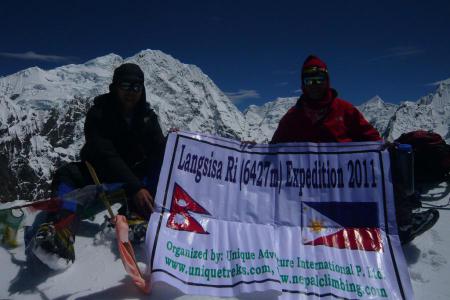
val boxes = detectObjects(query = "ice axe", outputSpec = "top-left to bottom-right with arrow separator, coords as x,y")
84,161 -> 150,293
85,161 -> 115,219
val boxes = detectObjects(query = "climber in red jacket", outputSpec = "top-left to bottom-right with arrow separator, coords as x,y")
271,55 -> 439,245
271,55 -> 381,143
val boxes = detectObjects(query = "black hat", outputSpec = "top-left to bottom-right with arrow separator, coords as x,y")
112,63 -> 144,84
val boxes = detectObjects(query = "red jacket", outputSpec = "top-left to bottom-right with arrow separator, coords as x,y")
271,90 -> 381,143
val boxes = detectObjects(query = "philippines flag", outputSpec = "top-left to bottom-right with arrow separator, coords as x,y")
301,201 -> 383,252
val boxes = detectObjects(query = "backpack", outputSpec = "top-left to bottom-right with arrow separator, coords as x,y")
395,130 -> 450,183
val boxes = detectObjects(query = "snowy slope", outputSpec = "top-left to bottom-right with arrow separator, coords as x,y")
243,97 -> 296,143
0,50 -> 246,201
0,204 -> 277,300
358,80 -> 450,142
383,79 -> 450,141
357,96 -> 398,138
2,57 -> 450,297
1,188 -> 449,299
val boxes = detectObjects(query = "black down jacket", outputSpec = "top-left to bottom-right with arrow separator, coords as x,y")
80,91 -> 165,196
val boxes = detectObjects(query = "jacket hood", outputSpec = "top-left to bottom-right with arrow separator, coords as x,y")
301,55 -> 330,93
302,55 -> 328,73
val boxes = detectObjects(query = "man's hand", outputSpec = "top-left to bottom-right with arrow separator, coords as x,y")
133,188 -> 154,218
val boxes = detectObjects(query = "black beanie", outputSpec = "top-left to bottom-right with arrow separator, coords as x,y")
112,63 -> 144,84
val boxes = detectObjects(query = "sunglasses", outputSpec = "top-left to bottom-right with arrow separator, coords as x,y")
117,82 -> 144,92
303,66 -> 328,74
303,76 -> 327,86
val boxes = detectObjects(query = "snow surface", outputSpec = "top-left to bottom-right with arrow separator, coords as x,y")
243,97 -> 297,143
1,188 -> 450,299
1,49 -> 450,298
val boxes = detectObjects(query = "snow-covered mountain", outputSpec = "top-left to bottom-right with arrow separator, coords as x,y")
383,79 -> 450,141
244,97 -> 297,143
1,52 -> 450,299
1,48 -> 449,202
357,95 -> 398,137
356,80 -> 450,142
0,50 -> 246,201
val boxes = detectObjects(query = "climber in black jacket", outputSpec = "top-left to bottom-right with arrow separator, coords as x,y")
28,63 -> 166,269
80,63 -> 165,217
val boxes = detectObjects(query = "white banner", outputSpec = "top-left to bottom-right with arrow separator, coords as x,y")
145,132 -> 413,299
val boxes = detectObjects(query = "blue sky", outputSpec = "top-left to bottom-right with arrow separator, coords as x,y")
1,0 -> 449,110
